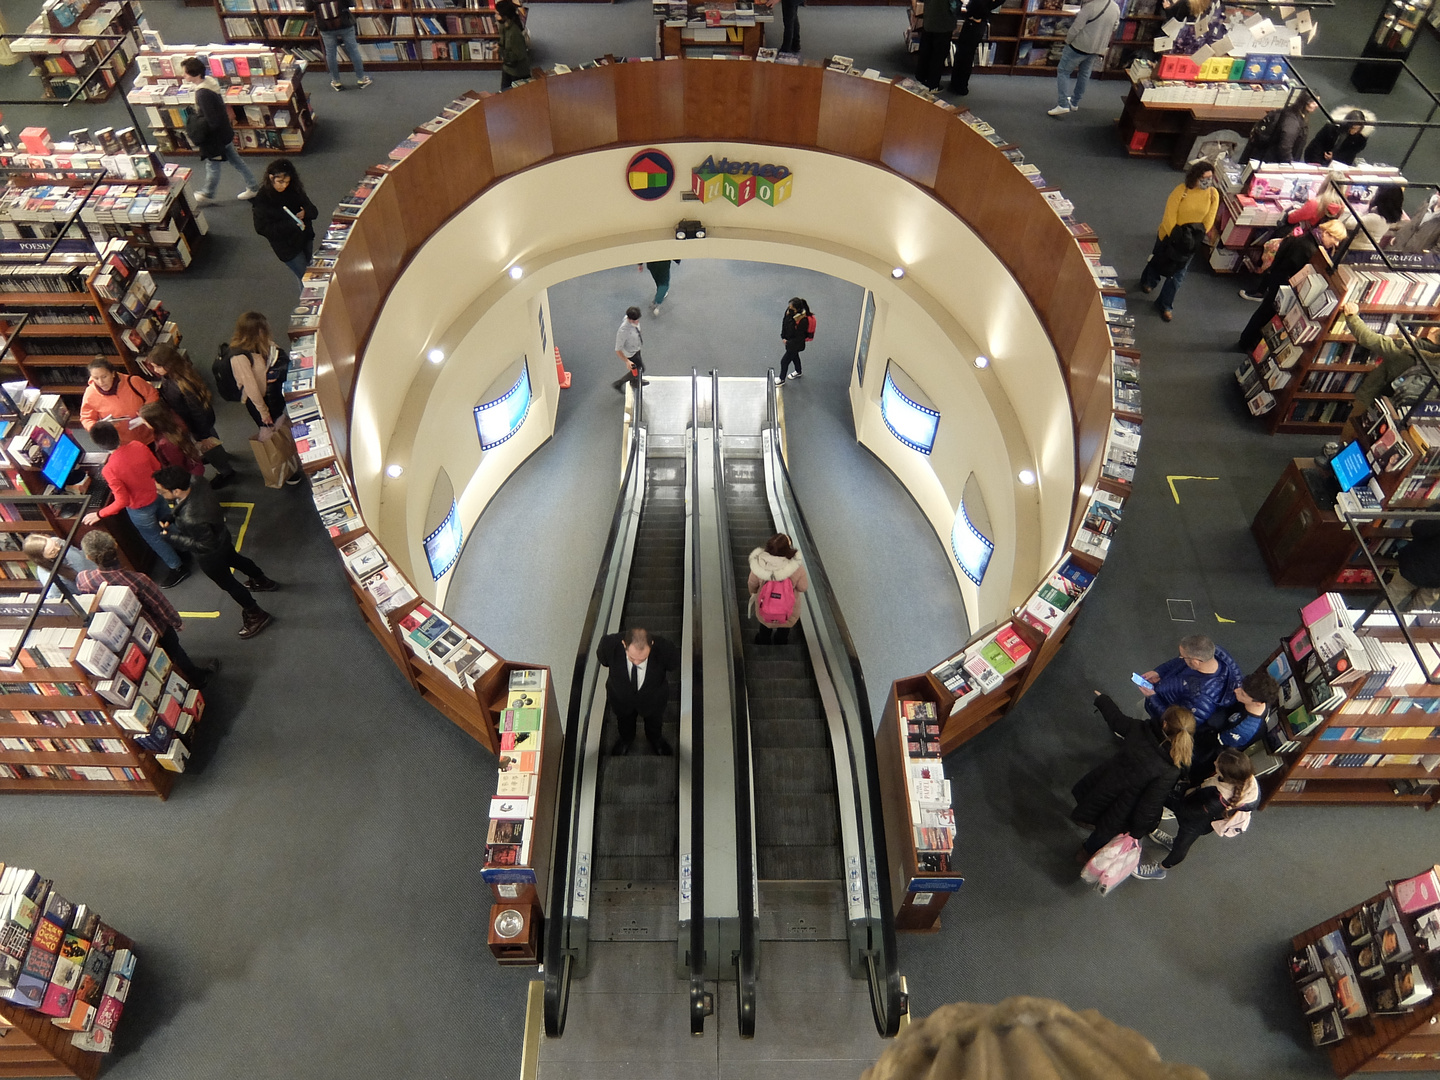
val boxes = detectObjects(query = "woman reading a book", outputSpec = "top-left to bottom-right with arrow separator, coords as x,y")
1138,159 -> 1219,322
250,159 -> 319,280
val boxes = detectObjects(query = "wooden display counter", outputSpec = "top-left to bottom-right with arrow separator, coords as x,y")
1117,82 -> 1268,170
1252,458 -> 1360,591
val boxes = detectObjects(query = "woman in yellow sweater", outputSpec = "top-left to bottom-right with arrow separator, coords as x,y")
1138,159 -> 1220,321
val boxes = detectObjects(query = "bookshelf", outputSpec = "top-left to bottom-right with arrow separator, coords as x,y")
1288,867 -> 1440,1075
1117,79 -> 1274,168
128,41 -> 316,156
0,239 -> 182,402
0,867 -> 139,1075
9,0 -> 142,103
656,1 -> 768,58
1257,594 -> 1440,809
214,0 -> 503,71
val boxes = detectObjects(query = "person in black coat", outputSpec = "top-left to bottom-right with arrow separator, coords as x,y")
1071,693 -> 1195,862
1306,110 -> 1369,166
778,297 -> 812,383
1244,92 -> 1317,165
144,343 -> 237,489
915,0 -> 957,91
251,159 -> 319,280
597,627 -> 679,756
951,0 -> 1004,95
1237,220 -> 1346,354
180,57 -> 260,207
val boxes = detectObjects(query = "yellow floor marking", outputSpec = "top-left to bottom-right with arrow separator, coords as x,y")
1215,613 -> 1237,623
179,611 -> 221,618
1166,475 -> 1220,504
220,501 -> 255,551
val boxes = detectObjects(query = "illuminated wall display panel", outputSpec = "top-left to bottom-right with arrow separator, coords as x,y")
880,361 -> 939,456
474,361 -> 532,451
424,500 -> 463,580
951,499 -> 995,586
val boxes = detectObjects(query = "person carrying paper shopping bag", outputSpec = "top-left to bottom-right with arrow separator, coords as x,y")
251,160 -> 318,279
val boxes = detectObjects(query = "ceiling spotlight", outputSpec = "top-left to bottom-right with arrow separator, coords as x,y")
1018,469 -> 1037,486
891,267 -> 905,279
974,355 -> 989,369
508,266 -> 524,280
386,464 -> 404,478
427,348 -> 445,364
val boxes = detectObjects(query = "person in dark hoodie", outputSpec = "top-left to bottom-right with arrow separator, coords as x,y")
496,0 -> 530,90
1306,108 -> 1371,166
180,57 -> 259,207
250,159 -> 319,279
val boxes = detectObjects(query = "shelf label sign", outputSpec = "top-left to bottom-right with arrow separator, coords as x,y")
626,148 -> 676,201
691,155 -> 793,207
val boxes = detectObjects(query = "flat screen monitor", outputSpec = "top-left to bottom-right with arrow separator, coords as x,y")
474,364 -> 532,451
880,365 -> 939,455
1331,440 -> 1372,493
423,501 -> 463,581
42,433 -> 80,490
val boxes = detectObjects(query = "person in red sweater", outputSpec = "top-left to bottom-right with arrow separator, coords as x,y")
80,421 -> 188,587
79,358 -> 157,445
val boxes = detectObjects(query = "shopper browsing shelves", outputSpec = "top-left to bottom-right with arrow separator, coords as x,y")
146,343 -> 238,489
951,0 -> 1005,96
179,57 -> 260,206
1072,692 -> 1195,862
778,297 -> 813,383
596,627 -> 678,756
23,534 -> 91,590
1136,749 -> 1258,880
1305,109 -> 1372,167
496,0 -> 530,91
77,530 -> 216,688
1138,160 -> 1218,322
1387,521 -> 1440,612
1350,183 -> 1406,252
153,467 -> 277,640
79,358 -> 157,443
1237,221 -> 1346,354
1241,91 -> 1318,165
303,0 -> 372,91
1191,669 -> 1278,779
1049,0 -> 1119,118
613,306 -> 646,393
914,0 -> 957,92
1137,634 -> 1243,726
140,402 -> 205,481
250,161 -> 319,280
228,311 -> 304,486
747,533 -> 809,645
1341,299 -> 1440,414
82,421 -> 188,587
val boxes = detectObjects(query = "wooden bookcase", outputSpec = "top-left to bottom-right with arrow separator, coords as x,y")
0,240 -> 183,403
1289,874 -> 1440,1075
659,23 -> 764,59
0,999 -> 107,1079
128,42 -> 316,156
9,0 -> 142,102
214,0 -> 502,71
1259,600 -> 1440,810
1252,458 -> 1362,592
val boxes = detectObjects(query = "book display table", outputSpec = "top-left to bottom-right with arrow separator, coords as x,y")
1117,81 -> 1269,170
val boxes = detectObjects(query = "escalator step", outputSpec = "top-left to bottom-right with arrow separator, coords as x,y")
755,794 -> 842,849
749,717 -> 829,748
594,855 -> 676,882
595,805 -> 677,856
744,659 -> 810,681
599,758 -> 677,803
758,845 -> 845,882
751,747 -> 836,793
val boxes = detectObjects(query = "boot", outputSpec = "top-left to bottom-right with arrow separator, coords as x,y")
773,627 -> 791,645
753,626 -> 773,645
238,608 -> 273,639
244,575 -> 280,592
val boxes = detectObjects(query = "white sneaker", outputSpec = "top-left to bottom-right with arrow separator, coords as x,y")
237,188 -> 258,201
786,371 -> 801,380
193,193 -> 218,207
1047,104 -> 1073,117
772,375 -> 783,385
1161,807 -> 1176,821
651,305 -> 661,316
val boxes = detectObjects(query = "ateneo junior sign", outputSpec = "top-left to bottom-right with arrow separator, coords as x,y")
690,155 -> 793,207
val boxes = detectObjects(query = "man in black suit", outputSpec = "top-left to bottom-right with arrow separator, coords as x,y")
597,627 -> 678,756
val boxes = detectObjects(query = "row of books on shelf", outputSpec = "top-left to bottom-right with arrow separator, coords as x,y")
1298,751 -> 1440,770
0,866 -> 134,1053
395,601 -> 498,694
931,622 -> 1036,708
224,22 -> 498,61
136,43 -> 288,80
1100,414 -> 1140,487
0,176 -> 191,227
1335,264 -> 1440,310
899,699 -> 955,872
1292,868 -> 1440,1047
484,668 -> 548,872
1137,79 -> 1291,107
355,14 -> 498,34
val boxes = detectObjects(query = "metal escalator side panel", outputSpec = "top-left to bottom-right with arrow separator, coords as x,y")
687,372 -> 707,1035
542,401 -> 650,1039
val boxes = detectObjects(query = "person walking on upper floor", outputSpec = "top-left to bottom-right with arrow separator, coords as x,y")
1135,748 -> 1259,880
614,306 -> 646,393
145,343 -> 238,489
1049,0 -> 1120,117
77,530 -> 216,689
642,260 -> 677,316
1138,159 -> 1219,322
1137,634 -> 1244,727
80,358 -> 158,444
951,0 -> 1005,96
747,533 -> 809,646
915,0 -> 958,92
596,627 -> 679,756
496,0 -> 530,90
153,466 -> 278,640
180,57 -> 259,208
1072,692 -> 1195,862
1241,91 -> 1317,165
303,0 -> 371,91
81,421 -> 188,587
778,297 -> 813,383
251,160 -> 319,280
1237,220 -> 1346,354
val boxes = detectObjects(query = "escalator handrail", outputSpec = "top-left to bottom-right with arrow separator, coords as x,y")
764,371 -> 903,1037
711,370 -> 758,1039
543,379 -> 647,1038
688,370 -> 708,1035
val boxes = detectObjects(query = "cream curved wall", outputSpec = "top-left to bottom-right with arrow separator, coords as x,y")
352,143 -> 1077,627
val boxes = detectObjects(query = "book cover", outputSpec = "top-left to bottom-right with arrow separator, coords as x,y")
1395,865 -> 1440,913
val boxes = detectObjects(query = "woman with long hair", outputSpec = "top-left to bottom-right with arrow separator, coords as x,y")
1135,749 -> 1259,880
1138,158 -> 1219,322
139,402 -> 204,479
1072,693 -> 1195,865
229,311 -> 302,485
746,532 -> 809,645
778,297 -> 813,383
250,159 -> 319,279
145,343 -> 237,488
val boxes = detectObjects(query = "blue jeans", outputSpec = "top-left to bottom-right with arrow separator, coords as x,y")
199,144 -> 258,200
1056,44 -> 1099,109
128,499 -> 181,571
1139,235 -> 1190,312
321,26 -> 366,84
283,241 -> 313,280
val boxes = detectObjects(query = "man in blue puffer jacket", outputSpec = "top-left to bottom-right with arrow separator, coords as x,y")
1139,634 -> 1243,726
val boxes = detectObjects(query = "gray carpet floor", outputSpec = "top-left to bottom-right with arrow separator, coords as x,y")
0,0 -> 1436,1077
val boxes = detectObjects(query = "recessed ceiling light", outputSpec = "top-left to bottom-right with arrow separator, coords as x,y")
508,266 -> 524,280
1018,469 -> 1037,486
427,348 -> 445,364
386,464 -> 404,478
974,355 -> 989,369
891,267 -> 905,279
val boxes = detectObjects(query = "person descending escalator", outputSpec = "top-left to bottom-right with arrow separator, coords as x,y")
747,533 -> 809,645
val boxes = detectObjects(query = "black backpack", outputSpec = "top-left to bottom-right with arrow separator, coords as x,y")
1243,108 -> 1283,161
212,343 -> 242,402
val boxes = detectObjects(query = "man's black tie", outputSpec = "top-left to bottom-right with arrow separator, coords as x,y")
631,662 -> 639,694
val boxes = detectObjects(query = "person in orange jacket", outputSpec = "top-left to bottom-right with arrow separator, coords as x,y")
79,358 -> 157,444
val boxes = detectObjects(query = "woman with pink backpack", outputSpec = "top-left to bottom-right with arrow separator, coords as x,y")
747,533 -> 809,645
